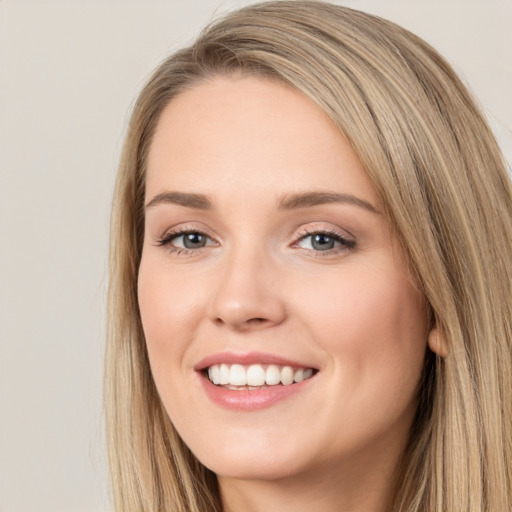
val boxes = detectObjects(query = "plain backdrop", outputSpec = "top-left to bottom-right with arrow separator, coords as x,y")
0,1 -> 510,511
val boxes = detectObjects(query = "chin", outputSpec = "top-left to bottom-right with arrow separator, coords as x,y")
187,430 -> 311,482
204,454 -> 306,482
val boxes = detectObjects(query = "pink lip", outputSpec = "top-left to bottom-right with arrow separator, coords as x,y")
194,351 -> 317,411
194,351 -> 316,371
198,373 -> 315,411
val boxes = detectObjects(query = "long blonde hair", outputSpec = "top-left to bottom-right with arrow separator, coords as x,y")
105,2 -> 512,510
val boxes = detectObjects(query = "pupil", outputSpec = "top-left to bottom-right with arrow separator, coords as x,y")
312,234 -> 334,251
184,233 -> 206,248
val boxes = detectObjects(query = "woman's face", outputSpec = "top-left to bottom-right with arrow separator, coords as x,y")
138,76 -> 429,483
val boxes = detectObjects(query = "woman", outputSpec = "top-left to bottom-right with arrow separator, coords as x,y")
105,2 -> 512,511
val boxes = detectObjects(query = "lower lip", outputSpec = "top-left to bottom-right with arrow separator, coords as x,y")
198,373 -> 315,411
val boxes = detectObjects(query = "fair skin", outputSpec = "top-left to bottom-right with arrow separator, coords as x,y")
138,76 -> 431,512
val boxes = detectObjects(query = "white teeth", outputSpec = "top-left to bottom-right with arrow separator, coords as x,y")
247,364 -> 266,386
208,365 -> 220,385
229,364 -> 247,386
280,366 -> 294,385
206,363 -> 315,388
265,364 -> 281,385
219,363 -> 230,385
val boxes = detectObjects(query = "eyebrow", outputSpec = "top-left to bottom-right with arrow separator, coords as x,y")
278,191 -> 379,214
145,191 -> 213,210
145,190 -> 379,214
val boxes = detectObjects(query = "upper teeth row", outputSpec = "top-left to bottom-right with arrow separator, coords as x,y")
207,363 -> 314,387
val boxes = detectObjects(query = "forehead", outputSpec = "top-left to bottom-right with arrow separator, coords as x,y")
145,75 -> 378,207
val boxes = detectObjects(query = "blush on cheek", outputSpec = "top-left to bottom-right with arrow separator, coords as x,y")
305,267 -> 427,372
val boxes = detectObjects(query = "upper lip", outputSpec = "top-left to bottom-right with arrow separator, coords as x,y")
194,351 -> 318,372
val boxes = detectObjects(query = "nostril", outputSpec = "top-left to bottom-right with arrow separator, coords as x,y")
214,316 -> 269,329
248,318 -> 267,325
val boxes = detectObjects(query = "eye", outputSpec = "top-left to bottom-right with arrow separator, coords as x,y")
296,230 -> 355,253
176,232 -> 209,249
157,229 -> 216,252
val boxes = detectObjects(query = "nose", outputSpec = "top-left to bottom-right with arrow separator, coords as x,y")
207,247 -> 286,331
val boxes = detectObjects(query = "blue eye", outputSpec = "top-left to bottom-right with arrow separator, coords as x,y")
178,232 -> 208,249
300,234 -> 337,251
297,231 -> 355,252
157,230 -> 215,251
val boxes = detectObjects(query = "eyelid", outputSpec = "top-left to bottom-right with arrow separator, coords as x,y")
155,225 -> 218,250
294,223 -> 354,241
153,222 -> 355,256
155,220 -> 216,240
292,225 -> 356,253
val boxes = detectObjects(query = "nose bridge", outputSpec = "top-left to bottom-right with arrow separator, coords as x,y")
208,238 -> 285,329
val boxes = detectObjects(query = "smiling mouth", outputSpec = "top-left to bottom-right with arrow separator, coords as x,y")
205,363 -> 316,389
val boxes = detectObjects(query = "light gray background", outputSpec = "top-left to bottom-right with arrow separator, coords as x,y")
0,1 -> 510,511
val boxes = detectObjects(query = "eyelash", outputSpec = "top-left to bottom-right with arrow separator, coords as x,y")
155,227 -> 356,256
156,228 -> 214,256
294,228 -> 356,256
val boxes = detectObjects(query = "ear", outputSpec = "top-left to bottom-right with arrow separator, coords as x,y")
428,327 -> 448,357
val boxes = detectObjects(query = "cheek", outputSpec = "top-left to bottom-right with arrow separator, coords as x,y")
296,266 -> 428,449
137,256 -> 203,374
295,262 -> 428,386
